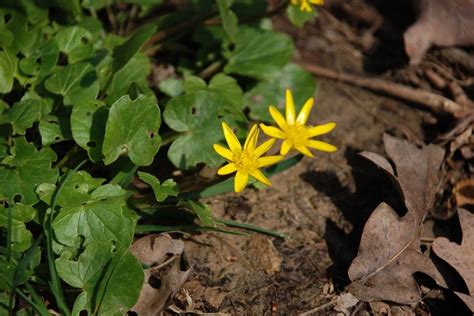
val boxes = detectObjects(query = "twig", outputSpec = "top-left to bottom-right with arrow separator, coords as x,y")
298,62 -> 466,114
439,48 -> 474,75
299,299 -> 337,316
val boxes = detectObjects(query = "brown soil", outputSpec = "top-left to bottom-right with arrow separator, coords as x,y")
168,3 -> 468,315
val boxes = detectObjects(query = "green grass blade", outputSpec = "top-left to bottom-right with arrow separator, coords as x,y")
218,218 -> 287,239
44,160 -> 87,316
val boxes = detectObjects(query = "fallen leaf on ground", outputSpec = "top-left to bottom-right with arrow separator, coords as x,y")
404,0 -> 474,64
334,292 -> 359,315
432,209 -> 474,312
130,234 -> 192,315
347,134 -> 445,303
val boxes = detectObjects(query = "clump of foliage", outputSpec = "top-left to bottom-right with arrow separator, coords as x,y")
0,0 -> 326,314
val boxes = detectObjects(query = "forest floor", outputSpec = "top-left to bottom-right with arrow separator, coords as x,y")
164,1 -> 473,315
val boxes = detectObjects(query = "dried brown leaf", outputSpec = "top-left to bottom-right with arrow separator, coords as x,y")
130,234 -> 192,315
404,0 -> 474,64
348,135 -> 446,303
433,208 -> 474,312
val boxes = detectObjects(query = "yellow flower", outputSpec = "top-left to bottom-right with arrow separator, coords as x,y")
213,123 -> 284,193
291,0 -> 324,12
260,89 -> 336,158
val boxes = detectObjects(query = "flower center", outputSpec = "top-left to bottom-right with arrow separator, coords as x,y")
284,124 -> 308,147
233,150 -> 257,173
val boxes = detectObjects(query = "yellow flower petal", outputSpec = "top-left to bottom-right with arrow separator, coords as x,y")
254,138 -> 275,158
310,0 -> 323,4
306,140 -> 337,152
222,122 -> 241,152
250,169 -> 271,186
296,97 -> 314,125
280,140 -> 292,155
244,124 -> 259,151
301,2 -> 312,12
285,89 -> 296,124
213,144 -> 233,161
260,124 -> 285,139
307,122 -> 336,137
217,163 -> 237,175
269,106 -> 287,129
234,171 -> 248,193
257,155 -> 284,168
295,145 -> 314,157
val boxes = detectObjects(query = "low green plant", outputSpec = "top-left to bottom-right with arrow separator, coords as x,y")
0,0 -> 330,314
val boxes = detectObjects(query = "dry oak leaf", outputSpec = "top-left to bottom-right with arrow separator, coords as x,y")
432,208 -> 474,312
347,134 -> 446,304
130,234 -> 192,315
404,0 -> 474,65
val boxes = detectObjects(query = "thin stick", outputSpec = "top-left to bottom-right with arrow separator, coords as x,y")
298,62 -> 466,114
299,299 -> 337,316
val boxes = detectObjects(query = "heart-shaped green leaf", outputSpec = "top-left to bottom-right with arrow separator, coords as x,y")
71,99 -> 108,162
0,137 -> 58,205
245,63 -> 316,121
224,27 -> 294,80
163,90 -> 245,169
103,94 -> 161,166
44,62 -> 100,106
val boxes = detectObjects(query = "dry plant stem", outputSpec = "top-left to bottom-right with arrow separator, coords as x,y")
299,62 -> 465,114
439,48 -> 474,75
298,299 -> 337,316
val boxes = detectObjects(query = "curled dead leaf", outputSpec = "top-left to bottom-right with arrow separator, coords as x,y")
130,234 -> 192,315
348,135 -> 446,303
433,209 -> 474,312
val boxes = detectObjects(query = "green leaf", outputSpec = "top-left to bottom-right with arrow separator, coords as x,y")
70,99 -> 108,162
158,78 -> 183,97
111,23 -> 156,77
36,170 -> 105,207
245,63 -> 316,121
224,27 -> 294,80
178,200 -> 217,227
286,4 -> 317,27
106,53 -> 153,104
216,0 -> 238,43
103,94 -> 161,166
44,63 -> 100,106
0,49 -> 16,93
0,99 -> 46,135
63,246 -> 143,316
184,73 -> 243,109
137,171 -> 178,202
52,184 -> 136,254
0,203 -> 35,252
163,91 -> 245,169
55,26 -> 93,63
0,137 -> 58,205
39,115 -> 73,146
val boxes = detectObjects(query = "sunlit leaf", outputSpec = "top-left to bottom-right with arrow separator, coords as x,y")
103,94 -> 161,166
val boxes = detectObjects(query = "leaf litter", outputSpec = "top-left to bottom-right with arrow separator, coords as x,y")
348,134 -> 446,303
130,234 -> 192,315
433,209 -> 474,312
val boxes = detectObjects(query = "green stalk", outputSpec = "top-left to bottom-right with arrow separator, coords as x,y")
135,224 -> 247,236
218,218 -> 286,239
6,200 -> 12,261
44,160 -> 87,316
